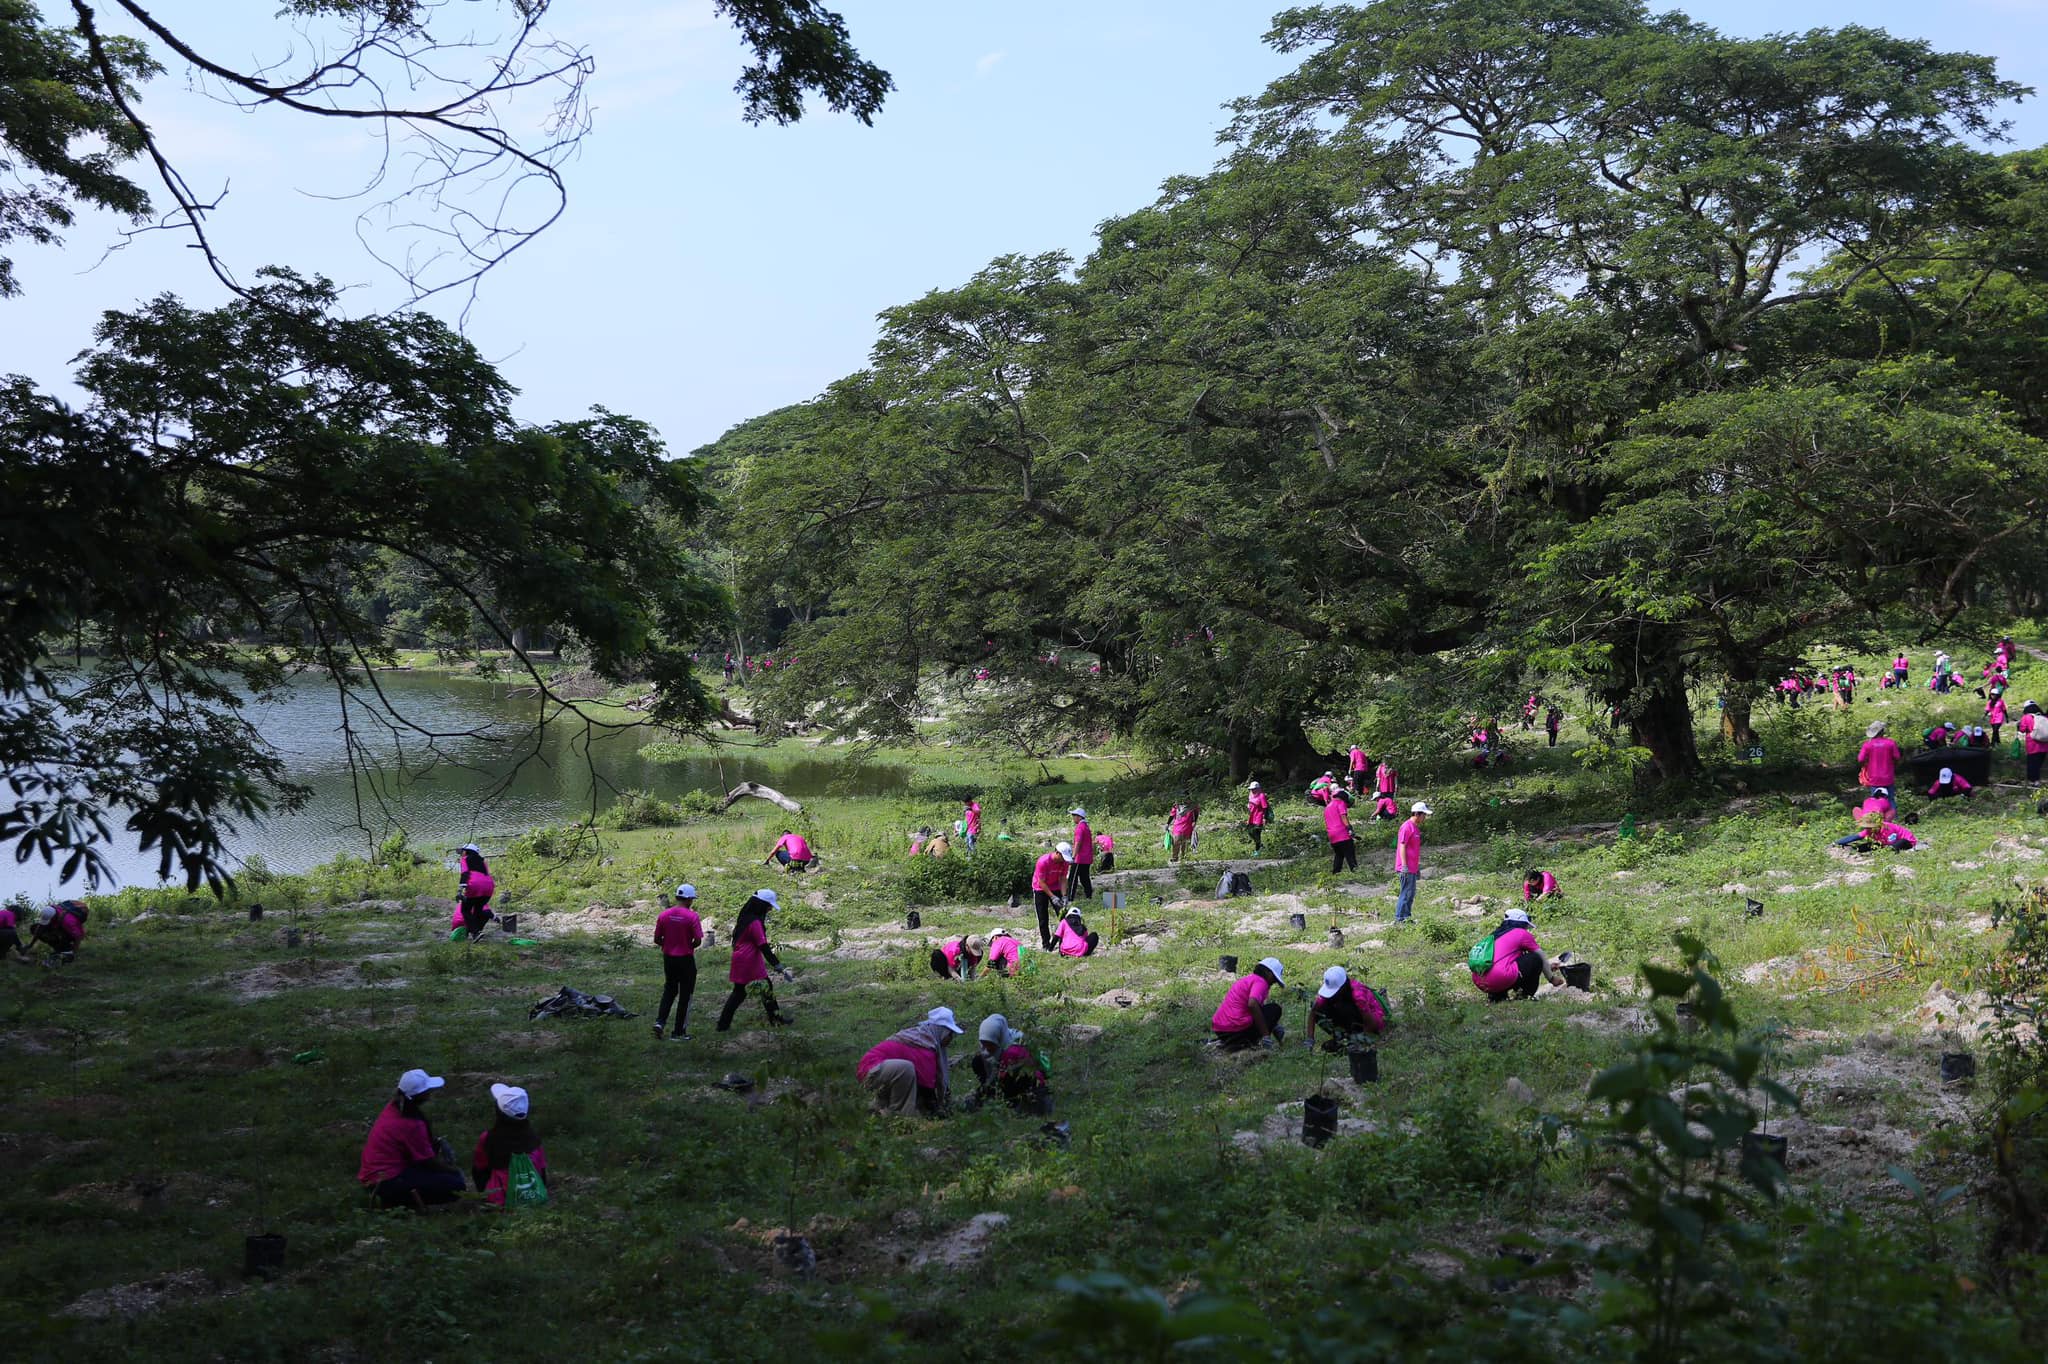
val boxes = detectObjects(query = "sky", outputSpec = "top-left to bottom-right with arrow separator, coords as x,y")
4,0 -> 2046,457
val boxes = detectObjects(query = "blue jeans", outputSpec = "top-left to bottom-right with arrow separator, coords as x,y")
1395,872 -> 1419,921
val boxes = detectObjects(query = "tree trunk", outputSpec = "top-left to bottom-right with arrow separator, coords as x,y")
1719,697 -> 1756,748
716,782 -> 802,814
1257,716 -> 1326,783
1631,678 -> 1702,782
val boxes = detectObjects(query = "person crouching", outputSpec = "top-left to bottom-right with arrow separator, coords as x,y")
856,1007 -> 964,1116
1305,965 -> 1388,1051
970,1013 -> 1050,1115
1212,957 -> 1286,1051
1470,908 -> 1564,1002
1053,905 -> 1099,957
930,934 -> 988,980
358,1069 -> 465,1209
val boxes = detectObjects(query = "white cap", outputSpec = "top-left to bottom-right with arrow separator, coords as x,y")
1318,965 -> 1349,999
459,843 -> 481,854
1248,781 -> 1260,790
1055,841 -> 1073,858
1939,767 -> 1954,783
1069,807 -> 1087,818
1411,801 -> 1433,815
489,1083 -> 529,1118
1867,720 -> 1886,736
397,1068 -> 445,1097
926,1006 -> 964,1035
1504,907 -> 1531,924
675,883 -> 696,901
1258,956 -> 1285,984
1065,903 -> 1084,919
36,904 -> 55,923
757,889 -> 779,909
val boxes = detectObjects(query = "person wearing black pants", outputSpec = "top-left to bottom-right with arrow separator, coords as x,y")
652,885 -> 704,1040
715,890 -> 793,1031
1325,790 -> 1357,874
1330,838 -> 1356,874
1489,951 -> 1545,1002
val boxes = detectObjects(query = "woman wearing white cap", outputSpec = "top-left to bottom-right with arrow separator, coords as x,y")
1053,903 -> 1100,957
1926,767 -> 1974,800
357,1069 -> 465,1208
652,884 -> 704,1040
1394,802 -> 1431,923
1468,908 -> 1564,1002
1032,843 -> 1073,950
471,1084 -> 549,1207
455,845 -> 497,938
1068,808 -> 1095,900
1211,958 -> 1286,1051
2022,702 -> 2048,785
969,1013 -> 1050,1114
714,889 -> 794,1032
1246,782 -> 1271,854
1306,965 -> 1388,1050
855,1007 -> 965,1115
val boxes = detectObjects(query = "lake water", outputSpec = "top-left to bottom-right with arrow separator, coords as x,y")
3,671 -> 907,901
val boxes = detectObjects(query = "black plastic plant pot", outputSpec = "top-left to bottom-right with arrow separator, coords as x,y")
1562,962 -> 1593,991
1745,899 -> 1766,919
1302,1094 -> 1340,1148
1941,1052 -> 1977,1083
244,1233 -> 286,1278
283,928 -> 301,948
1288,912 -> 1307,930
500,914 -> 518,934
1742,1132 -> 1788,1170
1348,1047 -> 1380,1084
906,911 -> 921,930
1218,955 -> 1239,974
1328,928 -> 1344,947
248,904 -> 263,922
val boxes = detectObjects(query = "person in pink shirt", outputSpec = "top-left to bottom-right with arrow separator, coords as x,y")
984,930 -> 1024,977
1068,808 -> 1095,899
1325,787 -> 1357,873
856,1007 -> 963,1115
1927,767 -> 1973,800
0,902 -> 23,960
766,829 -> 816,873
969,1013 -> 1050,1115
1856,720 -> 1902,798
359,1069 -> 464,1208
1375,760 -> 1398,798
962,798 -> 982,852
455,845 -> 497,938
1053,905 -> 1100,957
1394,802 -> 1431,923
714,890 -> 793,1032
1246,782 -> 1271,854
1986,693 -> 2008,745
1892,652 -> 1910,687
471,1083 -> 548,1207
1032,842 -> 1073,949
1307,773 -> 1336,806
1471,908 -> 1564,1002
1522,869 -> 1560,903
1211,957 -> 1285,1050
30,900 -> 88,961
2023,702 -> 2048,785
1094,830 -> 1115,871
1168,797 -> 1200,863
1372,793 -> 1399,821
1349,745 -> 1369,780
929,934 -> 988,980
1305,965 -> 1387,1050
651,883 -> 703,1041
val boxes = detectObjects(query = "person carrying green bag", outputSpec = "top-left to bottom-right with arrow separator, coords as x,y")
472,1084 -> 549,1208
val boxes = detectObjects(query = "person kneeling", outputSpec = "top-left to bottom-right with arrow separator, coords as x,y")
1469,908 -> 1563,1002
984,930 -> 1024,977
1927,767 -> 1973,800
359,1069 -> 466,1209
30,901 -> 88,962
929,934 -> 988,980
472,1084 -> 549,1208
856,1007 -> 964,1116
969,1013 -> 1050,1115
1306,965 -> 1388,1051
1053,906 -> 1099,957
1522,869 -> 1559,903
1212,958 -> 1286,1051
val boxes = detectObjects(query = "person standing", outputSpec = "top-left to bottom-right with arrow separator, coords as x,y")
1857,720 -> 1902,800
1246,781 -> 1271,854
1987,692 -> 2009,746
1325,786 -> 1357,874
962,798 -> 982,852
715,890 -> 794,1032
651,884 -> 703,1041
1394,802 -> 1431,923
1545,706 -> 1563,748
2023,703 -> 2048,785
456,845 -> 497,938
1068,808 -> 1095,900
1033,843 -> 1073,950
1349,744 -> 1369,784
1374,759 -> 1398,801
1168,797 -> 1199,864
1892,651 -> 1910,688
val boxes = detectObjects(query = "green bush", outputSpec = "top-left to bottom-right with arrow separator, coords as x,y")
509,824 -> 600,860
900,842 -> 1034,906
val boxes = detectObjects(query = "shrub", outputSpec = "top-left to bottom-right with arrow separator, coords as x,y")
901,843 -> 1034,906
510,824 -> 600,860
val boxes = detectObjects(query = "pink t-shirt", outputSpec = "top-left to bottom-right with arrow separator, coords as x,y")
1071,819 -> 1093,865
1211,973 -> 1271,1032
1375,764 -> 1397,796
1312,980 -> 1387,1034
1032,852 -> 1069,895
1094,833 -> 1114,858
1988,698 -> 2008,724
358,1103 -> 436,1185
1169,806 -> 1198,838
1395,818 -> 1423,873
460,871 -> 495,903
1054,918 -> 1091,956
1928,774 -> 1972,796
0,907 -> 16,932
1523,871 -> 1558,901
964,802 -> 982,836
940,937 -> 966,972
654,905 -> 702,956
729,917 -> 770,984
1349,746 -> 1367,773
1247,792 -> 1270,826
986,936 -> 1022,972
775,833 -> 813,861
1856,736 -> 1901,786
857,1037 -> 941,1090
1474,926 -> 1540,993
1324,798 -> 1352,844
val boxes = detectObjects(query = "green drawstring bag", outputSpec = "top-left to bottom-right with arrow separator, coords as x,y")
449,926 -> 468,942
1161,829 -> 1173,851
505,1152 -> 548,1209
2011,739 -> 2025,760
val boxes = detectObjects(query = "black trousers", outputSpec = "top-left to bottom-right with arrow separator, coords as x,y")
657,954 -> 697,1030
1070,863 -> 1093,899
372,1164 -> 464,1208
1035,891 -> 1057,948
1215,1001 -> 1283,1052
1487,953 -> 1545,1002
1248,822 -> 1263,851
459,897 -> 494,935
1330,838 -> 1356,873
0,929 -> 23,958
2030,750 -> 2046,783
715,979 -> 784,1029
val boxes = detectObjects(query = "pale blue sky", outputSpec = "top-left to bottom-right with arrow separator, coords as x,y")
4,1 -> 2044,455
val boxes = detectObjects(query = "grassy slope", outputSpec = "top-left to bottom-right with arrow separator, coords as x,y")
3,644 -> 2041,1359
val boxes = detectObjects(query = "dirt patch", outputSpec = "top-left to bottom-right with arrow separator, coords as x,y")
1087,988 -> 1147,1010
144,1046 -> 277,1079
1232,1099 -> 1381,1152
1989,837 -> 2044,863
1566,1007 -> 1652,1037
905,1212 -> 1010,1271
1903,984 -> 2005,1042
1063,1024 -> 1103,1045
213,957 -> 396,1001
55,1172 -> 251,1213
827,938 -> 922,961
61,1269 -> 222,1320
1740,952 -> 1826,987
1765,1116 -> 1922,1193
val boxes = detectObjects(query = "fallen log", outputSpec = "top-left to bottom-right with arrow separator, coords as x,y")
718,782 -> 803,814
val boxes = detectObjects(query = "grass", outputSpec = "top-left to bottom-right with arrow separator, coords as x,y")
5,638 -> 2046,1358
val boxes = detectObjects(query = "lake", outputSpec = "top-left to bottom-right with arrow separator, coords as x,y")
2,670 -> 908,901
